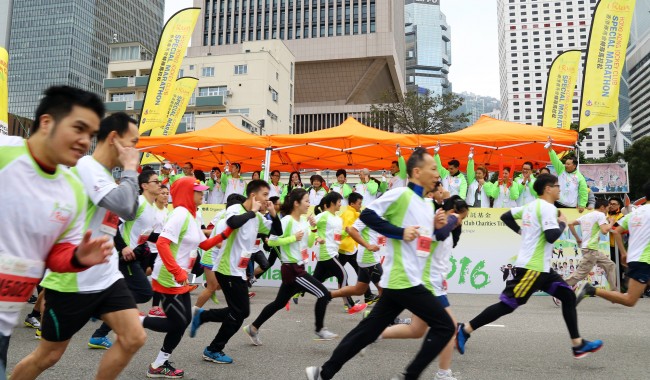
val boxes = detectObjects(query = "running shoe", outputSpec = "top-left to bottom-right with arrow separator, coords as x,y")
456,323 -> 470,355
189,308 -> 204,338
210,292 -> 220,304
243,324 -> 262,346
146,360 -> 184,378
390,374 -> 405,380
393,317 -> 412,325
248,277 -> 257,288
148,306 -> 167,318
362,309 -> 371,319
305,366 -> 323,380
27,295 -> 38,304
434,370 -> 457,380
314,328 -> 338,340
573,339 -> 603,359
88,336 -> 113,349
364,294 -> 380,305
248,292 -> 256,299
292,292 -> 301,304
24,315 -> 41,329
202,348 -> 233,364
575,283 -> 596,305
34,328 -> 41,340
347,303 -> 368,315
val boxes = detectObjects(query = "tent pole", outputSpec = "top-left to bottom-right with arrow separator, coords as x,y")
264,147 -> 272,182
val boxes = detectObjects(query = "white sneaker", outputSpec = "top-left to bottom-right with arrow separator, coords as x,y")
243,324 -> 262,346
393,317 -> 412,325
434,370 -> 457,380
314,328 -> 338,340
24,316 -> 41,329
305,366 -> 323,380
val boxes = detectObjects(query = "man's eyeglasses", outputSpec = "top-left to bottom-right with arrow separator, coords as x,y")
148,180 -> 161,185
183,167 -> 192,170
609,202 -> 619,206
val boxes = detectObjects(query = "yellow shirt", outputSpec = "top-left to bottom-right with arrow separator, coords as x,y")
339,207 -> 360,253
608,212 -> 624,247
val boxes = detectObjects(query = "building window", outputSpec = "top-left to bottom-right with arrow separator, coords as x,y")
234,64 -> 248,75
201,67 -> 214,77
229,108 -> 250,115
110,93 -> 135,102
198,86 -> 227,96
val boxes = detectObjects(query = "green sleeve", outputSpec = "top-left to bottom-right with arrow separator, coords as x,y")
529,177 -> 537,198
379,180 -> 388,193
368,181 -> 379,195
435,153 -> 450,179
257,214 -> 271,234
280,185 -> 288,203
509,182 -> 520,200
261,169 -> 266,181
397,155 -> 407,180
577,172 -> 588,207
268,235 -> 297,246
169,173 -> 182,185
459,174 -> 468,200
206,178 -> 216,191
220,173 -> 230,192
548,149 -> 565,175
343,183 -> 353,198
467,158 -> 475,185
485,181 -> 499,198
308,230 -> 317,247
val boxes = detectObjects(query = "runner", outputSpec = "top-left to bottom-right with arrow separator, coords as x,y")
242,188 -> 342,346
565,199 -> 618,290
576,181 -> 650,307
142,177 -> 233,378
11,112 -> 147,380
455,174 -> 603,359
189,180 -> 281,364
148,185 -> 171,317
0,86 -> 112,377
306,147 -> 455,380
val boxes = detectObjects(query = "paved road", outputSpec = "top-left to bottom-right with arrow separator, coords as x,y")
7,288 -> 650,380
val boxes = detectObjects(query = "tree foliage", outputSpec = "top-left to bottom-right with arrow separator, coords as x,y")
369,90 -> 470,134
623,136 -> 650,201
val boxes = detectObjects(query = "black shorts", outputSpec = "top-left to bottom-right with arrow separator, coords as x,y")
499,267 -> 570,310
626,262 -> 650,284
358,263 -> 383,285
41,279 -> 137,342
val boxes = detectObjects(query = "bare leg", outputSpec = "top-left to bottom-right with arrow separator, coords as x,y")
195,269 -> 220,308
595,278 -> 647,307
10,340 -> 71,380
330,282 -> 370,298
381,315 -> 428,339
94,308 -> 147,380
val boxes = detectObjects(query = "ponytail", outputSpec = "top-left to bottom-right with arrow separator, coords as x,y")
281,188 -> 308,216
314,192 -> 342,215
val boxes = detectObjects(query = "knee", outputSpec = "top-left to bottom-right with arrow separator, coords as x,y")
40,347 -> 66,369
233,305 -> 250,321
120,328 -> 147,352
621,295 -> 639,307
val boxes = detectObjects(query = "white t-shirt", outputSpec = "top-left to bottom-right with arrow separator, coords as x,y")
148,205 -> 170,254
213,204 -> 271,279
223,176 -> 246,200
152,207 -> 206,288
41,156 -> 124,292
355,182 -> 378,206
270,215 -> 312,264
0,136 -> 86,335
493,184 -> 518,208
425,235 -> 453,296
119,195 -> 157,249
576,211 -> 608,250
353,219 -> 386,267
510,199 -> 560,272
309,187 -> 327,207
366,187 -> 435,289
314,211 -> 343,261
619,205 -> 650,264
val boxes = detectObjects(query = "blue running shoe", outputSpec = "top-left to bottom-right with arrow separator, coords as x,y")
573,339 -> 603,359
88,336 -> 112,349
189,308 -> 204,338
202,348 -> 233,364
455,323 -> 470,355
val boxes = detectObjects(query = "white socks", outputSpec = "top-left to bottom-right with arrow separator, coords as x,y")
152,351 -> 171,368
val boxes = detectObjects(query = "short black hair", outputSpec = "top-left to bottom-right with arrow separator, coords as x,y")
595,198 -> 608,209
391,160 -> 398,165
522,161 -> 533,169
281,188 -> 308,215
194,170 -> 206,183
252,170 -> 261,179
185,162 -> 194,169
448,159 -> 460,168
33,85 -> 105,133
434,181 -> 443,190
564,155 -> 577,165
406,147 -> 431,177
271,170 -> 281,176
246,179 -> 270,195
644,181 -> 650,200
211,167 -> 221,173
232,162 -> 241,171
310,174 -> 325,184
269,196 -> 280,204
348,192 -> 363,204
226,193 -> 247,208
443,195 -> 469,213
138,170 -> 157,193
609,197 -> 622,208
336,169 -> 347,178
97,112 -> 137,142
533,173 -> 558,195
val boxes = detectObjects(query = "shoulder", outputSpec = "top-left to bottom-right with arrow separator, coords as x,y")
0,135 -> 25,148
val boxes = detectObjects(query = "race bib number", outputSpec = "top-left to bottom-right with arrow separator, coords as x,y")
301,249 -> 309,261
0,253 -> 45,312
99,211 -> 119,236
137,228 -> 153,246
334,233 -> 342,242
442,279 -> 448,291
377,236 -> 387,246
416,228 -> 432,258
238,251 -> 252,269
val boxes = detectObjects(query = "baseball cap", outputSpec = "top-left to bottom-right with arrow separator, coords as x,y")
193,179 -> 209,192
163,163 -> 173,170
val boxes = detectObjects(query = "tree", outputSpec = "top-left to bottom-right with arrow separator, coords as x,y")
623,136 -> 650,201
369,90 -> 470,134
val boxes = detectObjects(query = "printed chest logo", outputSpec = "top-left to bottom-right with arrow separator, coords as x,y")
49,202 -> 73,224
522,213 -> 533,227
630,215 -> 644,228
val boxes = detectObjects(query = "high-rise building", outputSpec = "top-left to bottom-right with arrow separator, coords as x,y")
496,0 -> 617,160
7,0 -> 164,118
189,0 -> 405,133
628,33 -> 650,142
0,0 -> 12,48
453,92 -> 500,129
404,0 -> 451,96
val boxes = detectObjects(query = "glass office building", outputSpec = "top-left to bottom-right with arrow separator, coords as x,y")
7,0 -> 164,118
405,0 -> 451,96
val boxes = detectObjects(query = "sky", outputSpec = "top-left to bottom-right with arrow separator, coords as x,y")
164,0 -> 500,98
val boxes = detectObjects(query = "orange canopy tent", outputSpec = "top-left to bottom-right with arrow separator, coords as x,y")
268,117 -> 420,171
420,115 -> 579,171
136,119 -> 270,172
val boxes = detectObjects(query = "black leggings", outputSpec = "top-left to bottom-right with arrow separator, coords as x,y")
470,284 -> 580,339
313,256 -> 354,306
143,292 -> 192,354
338,252 -> 373,298
253,271 -> 331,331
256,248 -> 279,279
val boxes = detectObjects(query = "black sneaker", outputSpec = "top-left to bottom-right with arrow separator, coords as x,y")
27,295 -> 37,304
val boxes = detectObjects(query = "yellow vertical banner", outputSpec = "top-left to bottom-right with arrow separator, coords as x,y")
138,8 -> 200,134
141,77 -> 198,165
542,50 -> 581,129
579,0 -> 636,131
0,47 -> 8,135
